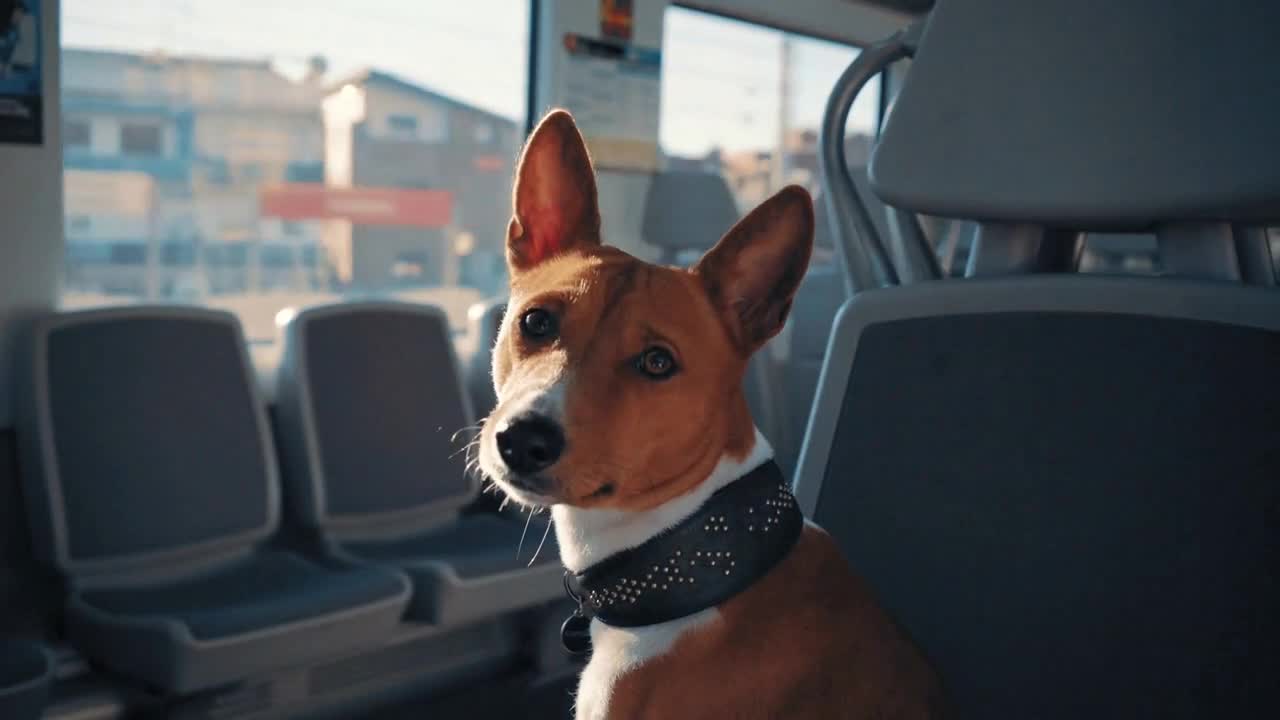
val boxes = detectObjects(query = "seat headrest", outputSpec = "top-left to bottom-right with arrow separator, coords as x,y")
871,0 -> 1280,229
642,171 -> 740,251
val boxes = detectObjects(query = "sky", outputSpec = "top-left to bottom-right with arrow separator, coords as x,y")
61,0 -> 880,158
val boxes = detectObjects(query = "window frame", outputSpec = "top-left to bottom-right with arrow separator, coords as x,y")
524,0 -> 542,136
118,122 -> 164,157
386,113 -> 420,137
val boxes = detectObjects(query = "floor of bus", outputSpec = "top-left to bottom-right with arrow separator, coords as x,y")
107,661 -> 581,719
357,669 -> 577,719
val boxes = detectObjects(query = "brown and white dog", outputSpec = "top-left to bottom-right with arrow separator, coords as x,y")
480,110 -> 948,720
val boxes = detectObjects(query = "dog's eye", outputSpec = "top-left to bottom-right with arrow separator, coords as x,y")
636,347 -> 677,379
519,308 -> 558,340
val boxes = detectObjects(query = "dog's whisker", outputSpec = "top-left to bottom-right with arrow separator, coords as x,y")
516,506 -> 535,560
449,425 -> 479,445
528,513 -> 554,567
461,436 -> 488,479
453,435 -> 484,461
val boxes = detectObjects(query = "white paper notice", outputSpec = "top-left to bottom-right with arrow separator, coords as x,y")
558,34 -> 661,172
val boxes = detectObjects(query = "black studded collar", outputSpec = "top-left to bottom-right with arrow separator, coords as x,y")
561,460 -> 802,652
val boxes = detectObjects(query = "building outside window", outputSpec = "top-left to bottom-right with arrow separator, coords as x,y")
59,0 -> 529,366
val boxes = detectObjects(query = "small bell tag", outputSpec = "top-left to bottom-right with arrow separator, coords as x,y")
561,609 -> 592,655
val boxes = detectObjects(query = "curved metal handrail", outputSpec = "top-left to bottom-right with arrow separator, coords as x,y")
819,20 -> 930,294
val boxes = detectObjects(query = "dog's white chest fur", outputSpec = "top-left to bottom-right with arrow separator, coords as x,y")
553,430 -> 773,720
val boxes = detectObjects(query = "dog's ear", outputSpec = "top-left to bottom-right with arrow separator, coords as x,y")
694,185 -> 814,353
507,109 -> 601,273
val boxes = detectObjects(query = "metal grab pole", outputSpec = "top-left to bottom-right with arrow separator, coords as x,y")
818,21 -> 926,294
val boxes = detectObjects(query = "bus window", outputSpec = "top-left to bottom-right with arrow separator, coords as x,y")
59,0 -> 529,366
660,4 -> 881,268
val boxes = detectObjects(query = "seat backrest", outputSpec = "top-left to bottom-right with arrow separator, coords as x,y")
780,262 -> 843,475
794,277 -> 1280,718
275,302 -> 477,538
14,308 -> 279,579
464,299 -> 507,423
642,171 -> 740,261
771,191 -> 847,474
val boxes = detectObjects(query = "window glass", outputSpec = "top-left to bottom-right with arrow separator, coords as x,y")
387,113 -> 420,137
60,0 -> 530,365
119,122 -> 163,156
661,6 -> 880,265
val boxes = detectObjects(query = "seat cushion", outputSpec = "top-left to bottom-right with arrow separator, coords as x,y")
343,514 -> 563,625
67,550 -> 410,693
80,551 -> 406,641
0,640 -> 49,687
345,514 -> 560,579
0,639 -> 52,720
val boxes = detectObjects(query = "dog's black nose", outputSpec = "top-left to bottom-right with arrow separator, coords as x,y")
496,413 -> 565,476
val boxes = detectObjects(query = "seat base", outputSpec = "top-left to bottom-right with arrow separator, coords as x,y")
0,640 -> 53,720
342,514 -> 564,626
68,551 -> 411,694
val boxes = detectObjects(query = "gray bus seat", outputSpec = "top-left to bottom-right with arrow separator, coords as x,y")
642,170 -> 743,266
464,298 -> 507,423
642,170 -> 789,466
868,0 -> 1280,282
793,277 -> 1280,719
275,302 -> 562,627
12,308 -> 410,694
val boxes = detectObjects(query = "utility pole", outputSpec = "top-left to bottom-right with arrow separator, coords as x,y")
145,180 -> 160,300
772,35 -> 791,193
770,36 -> 793,363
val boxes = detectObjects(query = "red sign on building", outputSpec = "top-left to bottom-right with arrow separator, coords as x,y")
260,184 -> 453,228
473,154 -> 506,172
